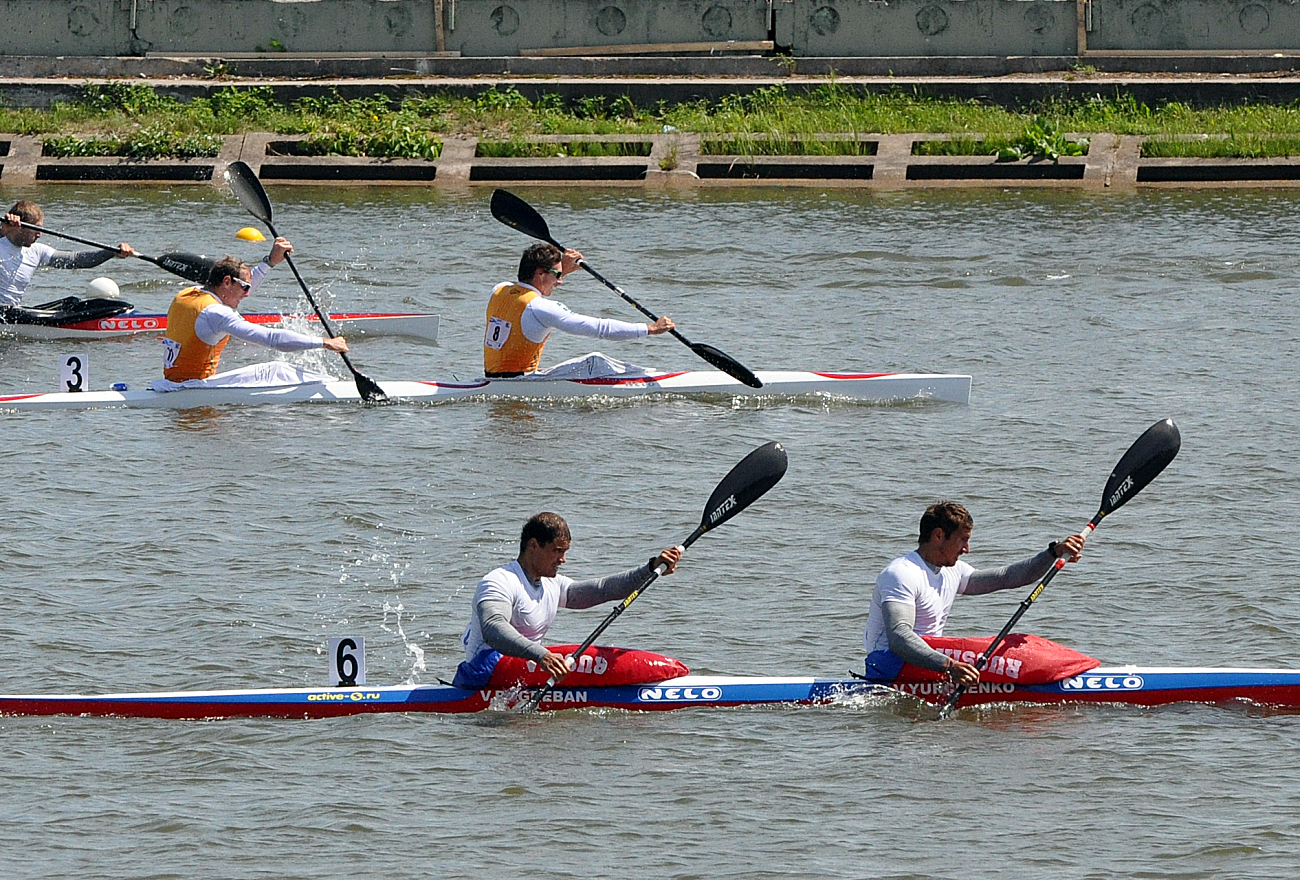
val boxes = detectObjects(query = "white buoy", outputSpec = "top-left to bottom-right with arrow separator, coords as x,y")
87,277 -> 120,299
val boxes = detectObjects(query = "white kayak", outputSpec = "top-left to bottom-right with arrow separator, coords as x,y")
0,311 -> 440,344
0,370 -> 972,411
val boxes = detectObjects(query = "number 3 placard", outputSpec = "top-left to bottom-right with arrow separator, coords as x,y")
328,636 -> 366,687
59,354 -> 88,392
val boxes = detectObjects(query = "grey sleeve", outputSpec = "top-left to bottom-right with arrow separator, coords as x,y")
476,595 -> 549,662
963,549 -> 1057,596
46,248 -> 119,270
564,563 -> 654,610
880,601 -> 951,672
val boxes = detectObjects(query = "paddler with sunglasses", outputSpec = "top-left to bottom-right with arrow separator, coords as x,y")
151,236 -> 349,392
484,242 -> 675,381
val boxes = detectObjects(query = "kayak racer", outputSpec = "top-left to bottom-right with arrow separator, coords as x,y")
483,242 -> 675,380
0,200 -> 135,306
864,500 -> 1086,688
454,512 -> 682,688
150,236 -> 349,391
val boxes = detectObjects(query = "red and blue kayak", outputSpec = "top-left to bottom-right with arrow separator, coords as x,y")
3,668 -> 1299,720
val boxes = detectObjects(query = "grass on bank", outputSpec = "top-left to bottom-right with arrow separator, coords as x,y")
12,81 -> 1300,160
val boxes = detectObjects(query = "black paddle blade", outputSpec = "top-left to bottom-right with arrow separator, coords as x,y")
354,370 -> 388,404
700,441 -> 788,533
490,189 -> 557,246
153,252 -> 215,284
691,342 -> 763,389
226,161 -> 275,228
1099,418 -> 1181,518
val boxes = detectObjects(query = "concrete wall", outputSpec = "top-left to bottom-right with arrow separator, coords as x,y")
444,0 -> 770,55
134,0 -> 439,54
776,0 -> 1076,57
0,0 -> 1296,57
1086,0 -> 1300,51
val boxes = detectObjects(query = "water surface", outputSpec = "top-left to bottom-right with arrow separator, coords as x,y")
2,185 -> 1298,878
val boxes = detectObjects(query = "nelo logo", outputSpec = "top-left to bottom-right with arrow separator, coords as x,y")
98,317 -> 160,331
1060,674 -> 1144,691
638,685 -> 723,702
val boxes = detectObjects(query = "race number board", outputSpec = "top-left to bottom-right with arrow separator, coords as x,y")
328,636 -> 366,686
59,354 -> 89,392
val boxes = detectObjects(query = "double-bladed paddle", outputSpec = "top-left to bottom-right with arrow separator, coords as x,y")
224,161 -> 388,403
524,440 -> 789,711
10,220 -> 215,283
489,188 -> 763,389
937,417 -> 1182,719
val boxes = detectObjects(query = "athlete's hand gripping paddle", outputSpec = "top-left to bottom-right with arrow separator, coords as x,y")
524,441 -> 788,711
937,418 -> 1181,719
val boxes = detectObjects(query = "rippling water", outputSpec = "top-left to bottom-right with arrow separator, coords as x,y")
4,185 -> 1300,878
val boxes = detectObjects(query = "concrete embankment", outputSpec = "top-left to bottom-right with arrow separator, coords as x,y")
4,129 -> 1298,190
3,55 -> 1300,189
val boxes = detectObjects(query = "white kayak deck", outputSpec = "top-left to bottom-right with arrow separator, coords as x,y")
0,370 -> 972,411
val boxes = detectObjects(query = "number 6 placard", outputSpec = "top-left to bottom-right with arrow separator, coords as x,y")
328,636 -> 366,687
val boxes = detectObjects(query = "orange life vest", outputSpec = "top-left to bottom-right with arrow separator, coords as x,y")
162,287 -> 229,381
483,283 -> 546,375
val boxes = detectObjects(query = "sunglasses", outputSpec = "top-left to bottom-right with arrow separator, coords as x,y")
231,277 -> 251,292
542,267 -> 563,278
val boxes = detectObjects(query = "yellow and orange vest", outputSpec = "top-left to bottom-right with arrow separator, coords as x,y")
162,287 -> 229,381
483,283 -> 546,375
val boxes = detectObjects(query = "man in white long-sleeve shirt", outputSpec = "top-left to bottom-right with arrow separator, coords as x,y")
0,200 -> 135,306
483,242 -> 675,380
151,237 -> 348,391
453,512 -> 682,688
864,501 -> 1086,688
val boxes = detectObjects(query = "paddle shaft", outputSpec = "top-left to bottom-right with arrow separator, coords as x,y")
576,258 -> 706,350
226,160 -> 385,401
525,533 -> 698,711
266,222 -> 376,386
258,219 -> 339,338
13,221 -> 210,282
936,518 -> 1100,717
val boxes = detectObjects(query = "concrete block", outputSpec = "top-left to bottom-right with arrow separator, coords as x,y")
1087,0 -> 1300,51
443,0 -> 771,56
777,0 -> 1077,57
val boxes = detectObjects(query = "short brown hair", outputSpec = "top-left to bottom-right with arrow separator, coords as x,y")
518,243 -> 562,284
520,512 -> 570,554
919,501 -> 972,544
206,255 -> 247,288
7,200 -> 43,225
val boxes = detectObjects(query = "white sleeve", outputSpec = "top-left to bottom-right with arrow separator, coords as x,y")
875,564 -> 920,608
195,303 -> 323,350
247,259 -> 273,294
554,574 -> 573,608
521,297 -> 648,343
